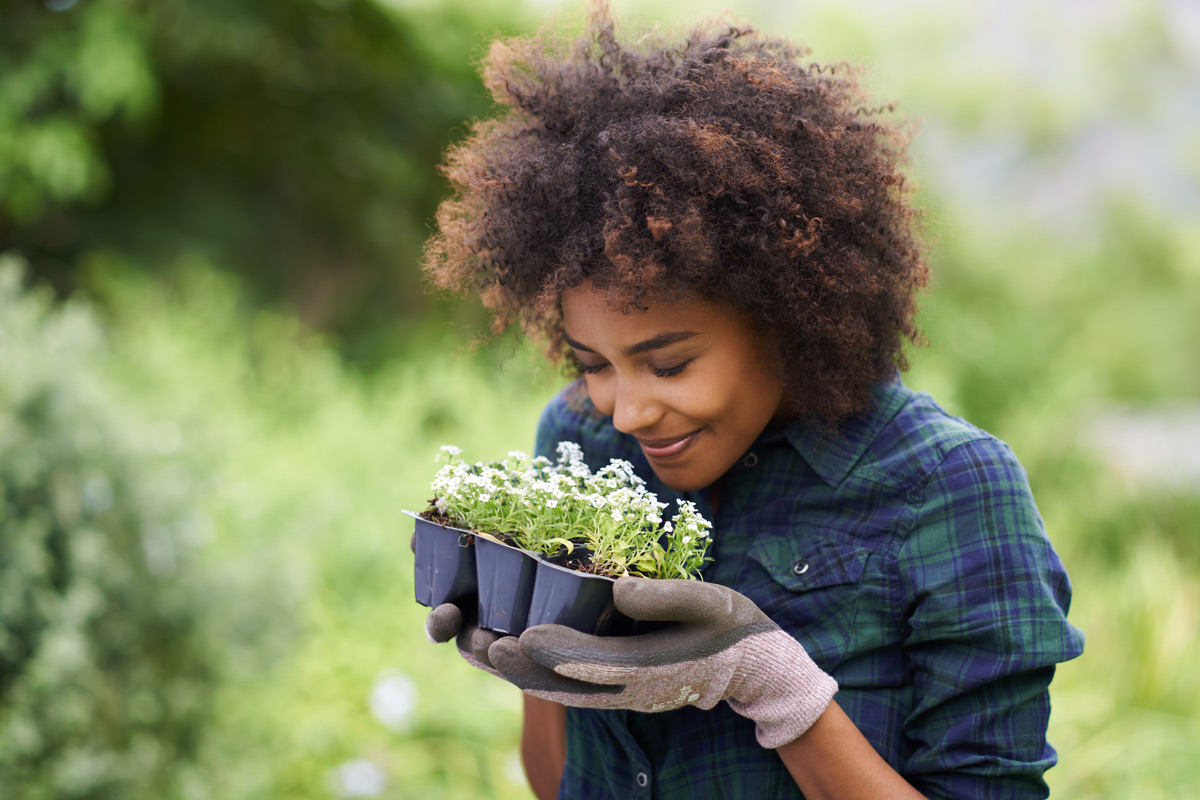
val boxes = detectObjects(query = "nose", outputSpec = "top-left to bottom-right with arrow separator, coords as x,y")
610,375 -> 662,434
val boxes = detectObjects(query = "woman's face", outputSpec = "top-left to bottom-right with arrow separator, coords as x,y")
561,282 -> 784,492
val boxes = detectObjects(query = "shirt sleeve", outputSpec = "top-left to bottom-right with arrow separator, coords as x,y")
534,386 -> 579,460
897,437 -> 1085,800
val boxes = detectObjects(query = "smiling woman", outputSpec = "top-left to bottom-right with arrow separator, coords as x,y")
561,283 -> 783,493
418,3 -> 1083,799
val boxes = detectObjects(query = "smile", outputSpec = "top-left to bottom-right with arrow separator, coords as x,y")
636,431 -> 700,460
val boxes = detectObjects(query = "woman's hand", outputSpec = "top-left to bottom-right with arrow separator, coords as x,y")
424,603 -> 505,677
489,576 -> 838,748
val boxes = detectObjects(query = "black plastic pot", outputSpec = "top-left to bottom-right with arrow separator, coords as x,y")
474,535 -> 538,635
526,559 -> 637,636
408,512 -> 476,608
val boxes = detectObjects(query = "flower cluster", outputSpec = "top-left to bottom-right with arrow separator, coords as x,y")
427,443 -> 712,580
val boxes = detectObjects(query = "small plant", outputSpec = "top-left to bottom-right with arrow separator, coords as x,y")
425,442 -> 712,580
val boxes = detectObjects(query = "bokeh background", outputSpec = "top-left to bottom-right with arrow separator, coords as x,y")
2,0 -> 1198,797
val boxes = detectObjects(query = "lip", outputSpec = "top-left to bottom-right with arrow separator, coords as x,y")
636,430 -> 700,460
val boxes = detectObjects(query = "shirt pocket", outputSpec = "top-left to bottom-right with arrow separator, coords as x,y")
742,533 -> 871,672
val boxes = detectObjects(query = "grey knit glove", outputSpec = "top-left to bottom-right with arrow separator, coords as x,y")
488,576 -> 837,748
425,603 -> 504,677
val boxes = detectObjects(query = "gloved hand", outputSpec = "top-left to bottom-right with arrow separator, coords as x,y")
424,602 -> 504,676
487,576 -> 838,748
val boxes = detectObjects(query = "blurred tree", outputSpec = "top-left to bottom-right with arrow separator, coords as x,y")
0,0 -> 529,361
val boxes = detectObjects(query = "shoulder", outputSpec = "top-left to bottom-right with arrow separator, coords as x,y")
851,384 -> 1044,554
845,385 -> 1062,586
870,391 -> 1085,673
878,390 -> 1081,646
855,382 -> 1026,499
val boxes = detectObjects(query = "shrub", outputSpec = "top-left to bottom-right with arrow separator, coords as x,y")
0,255 -> 219,799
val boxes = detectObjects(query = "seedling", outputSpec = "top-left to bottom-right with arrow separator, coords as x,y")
426,442 -> 712,580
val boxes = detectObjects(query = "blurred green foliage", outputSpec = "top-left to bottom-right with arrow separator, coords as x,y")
2,0 -> 1199,797
0,0 -> 532,360
88,261 -> 559,798
0,256 -> 227,799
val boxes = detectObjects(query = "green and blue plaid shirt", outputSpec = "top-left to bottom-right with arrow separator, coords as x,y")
533,378 -> 1084,800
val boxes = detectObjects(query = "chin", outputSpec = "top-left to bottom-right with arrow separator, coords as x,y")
649,466 -> 713,494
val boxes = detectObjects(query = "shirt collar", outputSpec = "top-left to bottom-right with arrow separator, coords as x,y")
782,379 -> 909,488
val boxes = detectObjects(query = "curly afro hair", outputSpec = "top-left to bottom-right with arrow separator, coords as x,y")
424,3 -> 929,425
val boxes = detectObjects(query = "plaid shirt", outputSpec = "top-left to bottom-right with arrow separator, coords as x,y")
533,378 -> 1084,800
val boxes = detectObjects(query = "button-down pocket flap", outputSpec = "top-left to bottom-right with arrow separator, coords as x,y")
747,535 -> 869,593
743,534 -> 870,671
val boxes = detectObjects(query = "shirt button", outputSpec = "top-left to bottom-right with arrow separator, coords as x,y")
636,771 -> 649,788
742,452 -> 759,467
792,560 -> 810,576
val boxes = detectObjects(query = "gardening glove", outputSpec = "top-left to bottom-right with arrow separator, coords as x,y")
425,602 -> 506,677
487,576 -> 838,749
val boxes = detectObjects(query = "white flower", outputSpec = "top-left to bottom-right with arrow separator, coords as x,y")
508,450 -> 529,461
682,536 -> 692,544
556,441 -> 585,466
440,445 -> 462,456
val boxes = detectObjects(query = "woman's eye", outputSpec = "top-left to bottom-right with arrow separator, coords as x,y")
579,362 -> 608,375
651,361 -> 691,378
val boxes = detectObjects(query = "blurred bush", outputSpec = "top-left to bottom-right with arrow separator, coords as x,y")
0,250 -> 550,798
0,255 -> 221,798
85,257 -> 559,798
0,0 -> 532,361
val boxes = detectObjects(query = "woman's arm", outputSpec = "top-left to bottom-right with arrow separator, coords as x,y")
521,694 -> 567,800
777,701 -> 927,800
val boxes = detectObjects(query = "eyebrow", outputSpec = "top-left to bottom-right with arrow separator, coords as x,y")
563,330 -> 698,357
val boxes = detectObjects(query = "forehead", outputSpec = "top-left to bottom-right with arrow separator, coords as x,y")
560,282 -> 741,346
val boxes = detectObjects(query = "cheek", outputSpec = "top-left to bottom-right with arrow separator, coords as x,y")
685,361 -> 780,429
662,371 -> 741,422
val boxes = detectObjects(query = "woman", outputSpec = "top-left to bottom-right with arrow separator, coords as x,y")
421,5 -> 1084,798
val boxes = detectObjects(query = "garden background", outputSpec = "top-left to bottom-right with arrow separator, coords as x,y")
2,0 -> 1198,797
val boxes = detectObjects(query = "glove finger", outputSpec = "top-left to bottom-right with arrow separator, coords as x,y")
451,623 -> 504,676
489,637 -> 623,698
409,530 -> 416,554
613,576 -> 734,623
425,603 -> 463,643
518,624 -> 647,684
460,626 -> 503,669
